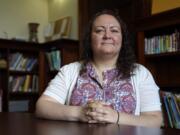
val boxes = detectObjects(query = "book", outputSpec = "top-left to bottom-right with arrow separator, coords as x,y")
46,52 -> 53,71
170,95 -> 180,129
175,94 -> 180,110
32,75 -> 38,92
12,77 -> 21,92
163,95 -> 173,128
8,100 -> 29,112
26,58 -> 37,71
23,75 -> 31,92
10,53 -> 23,70
160,92 -> 169,128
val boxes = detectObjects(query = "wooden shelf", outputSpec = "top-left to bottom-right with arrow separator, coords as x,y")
136,8 -> 180,129
0,38 -> 79,112
9,92 -> 39,97
9,70 -> 38,75
136,8 -> 180,89
145,51 -> 180,58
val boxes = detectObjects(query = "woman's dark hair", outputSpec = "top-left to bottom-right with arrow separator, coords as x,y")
81,9 -> 136,79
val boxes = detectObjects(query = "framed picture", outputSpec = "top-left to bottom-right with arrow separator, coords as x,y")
44,16 -> 72,41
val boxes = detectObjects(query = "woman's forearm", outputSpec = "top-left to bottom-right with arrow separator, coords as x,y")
35,96 -> 87,122
118,111 -> 163,127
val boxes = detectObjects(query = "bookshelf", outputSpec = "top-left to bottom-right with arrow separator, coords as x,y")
135,8 -> 180,129
39,39 -> 79,92
0,38 -> 79,112
0,39 -> 40,112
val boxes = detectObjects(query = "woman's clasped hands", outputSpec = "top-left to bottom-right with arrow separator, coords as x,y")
84,101 -> 119,124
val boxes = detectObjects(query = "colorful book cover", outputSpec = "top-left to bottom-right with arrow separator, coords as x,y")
163,95 -> 173,128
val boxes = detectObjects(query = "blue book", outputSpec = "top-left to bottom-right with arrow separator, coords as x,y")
169,95 -> 180,129
27,58 -> 37,71
10,53 -> 22,70
163,96 -> 173,128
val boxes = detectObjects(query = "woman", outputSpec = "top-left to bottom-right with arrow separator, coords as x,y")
36,10 -> 162,127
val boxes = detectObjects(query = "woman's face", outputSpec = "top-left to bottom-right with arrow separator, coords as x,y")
91,14 -> 122,58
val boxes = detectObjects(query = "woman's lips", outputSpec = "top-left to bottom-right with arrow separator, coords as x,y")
102,42 -> 113,45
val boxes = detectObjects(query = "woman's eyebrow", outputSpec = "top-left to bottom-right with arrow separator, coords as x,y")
94,26 -> 105,28
110,26 -> 121,29
94,25 -> 120,29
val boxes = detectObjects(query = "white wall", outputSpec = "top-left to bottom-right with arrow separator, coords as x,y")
48,0 -> 78,40
0,0 -> 49,42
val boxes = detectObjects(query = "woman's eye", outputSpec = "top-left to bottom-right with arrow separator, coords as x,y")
111,29 -> 119,33
95,29 -> 104,33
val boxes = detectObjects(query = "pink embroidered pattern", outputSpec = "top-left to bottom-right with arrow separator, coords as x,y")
70,63 -> 136,114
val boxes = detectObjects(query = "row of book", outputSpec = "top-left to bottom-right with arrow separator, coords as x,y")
8,75 -> 38,93
8,100 -> 29,112
9,52 -> 37,71
161,91 -> 180,129
144,29 -> 180,54
46,50 -> 61,71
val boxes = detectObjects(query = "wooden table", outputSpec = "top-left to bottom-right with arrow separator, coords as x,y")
0,113 -> 179,135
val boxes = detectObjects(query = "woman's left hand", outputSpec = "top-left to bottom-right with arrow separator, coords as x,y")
86,101 -> 118,124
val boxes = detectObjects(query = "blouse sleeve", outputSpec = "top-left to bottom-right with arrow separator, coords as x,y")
43,65 -> 69,104
137,65 -> 161,112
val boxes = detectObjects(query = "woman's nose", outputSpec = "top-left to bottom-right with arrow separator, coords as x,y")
103,30 -> 111,39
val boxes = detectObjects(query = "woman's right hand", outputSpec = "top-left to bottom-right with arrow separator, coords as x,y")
85,101 -> 105,123
79,101 -> 100,123
78,106 -> 90,122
